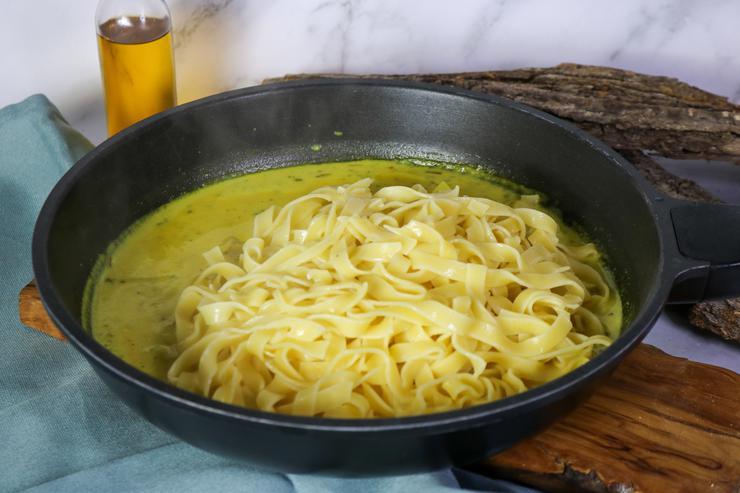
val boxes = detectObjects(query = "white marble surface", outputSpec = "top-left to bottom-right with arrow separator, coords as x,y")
2,0 -> 739,370
3,0 -> 740,144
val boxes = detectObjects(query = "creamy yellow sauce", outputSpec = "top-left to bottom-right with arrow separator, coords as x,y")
87,159 -> 621,380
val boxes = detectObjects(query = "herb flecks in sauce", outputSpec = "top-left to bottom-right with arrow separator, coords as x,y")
87,160 -> 622,379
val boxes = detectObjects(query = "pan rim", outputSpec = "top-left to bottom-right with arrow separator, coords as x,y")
32,77 -> 670,433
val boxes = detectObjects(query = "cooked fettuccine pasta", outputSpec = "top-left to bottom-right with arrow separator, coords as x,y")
167,178 -> 620,417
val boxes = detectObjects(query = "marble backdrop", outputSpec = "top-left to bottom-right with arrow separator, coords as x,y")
2,0 -> 740,144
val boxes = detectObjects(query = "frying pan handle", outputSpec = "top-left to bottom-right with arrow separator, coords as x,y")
667,201 -> 740,303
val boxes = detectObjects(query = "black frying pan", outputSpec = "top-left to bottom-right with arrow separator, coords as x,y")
32,80 -> 740,475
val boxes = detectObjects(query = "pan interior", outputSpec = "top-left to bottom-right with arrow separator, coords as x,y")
44,82 -> 660,357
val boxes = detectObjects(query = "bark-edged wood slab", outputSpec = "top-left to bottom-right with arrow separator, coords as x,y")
17,281 -> 740,492
689,298 -> 740,343
269,63 -> 740,163
481,344 -> 740,493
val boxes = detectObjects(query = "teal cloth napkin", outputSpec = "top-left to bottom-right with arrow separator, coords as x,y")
0,95 -> 536,493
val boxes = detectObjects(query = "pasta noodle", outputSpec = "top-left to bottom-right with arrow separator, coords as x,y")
167,179 -> 619,417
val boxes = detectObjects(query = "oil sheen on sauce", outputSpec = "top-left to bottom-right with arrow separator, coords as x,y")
87,160 -> 622,380
97,16 -> 176,135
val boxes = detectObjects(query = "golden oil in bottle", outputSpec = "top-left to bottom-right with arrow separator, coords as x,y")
97,15 -> 176,135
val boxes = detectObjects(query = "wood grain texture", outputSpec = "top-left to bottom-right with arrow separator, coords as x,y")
480,344 -> 740,493
18,282 -> 740,492
269,63 -> 740,163
18,280 -> 65,340
269,67 -> 740,343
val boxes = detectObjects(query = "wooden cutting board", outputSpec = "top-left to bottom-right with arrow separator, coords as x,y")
18,280 -> 740,492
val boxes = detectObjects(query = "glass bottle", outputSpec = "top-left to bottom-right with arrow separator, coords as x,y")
96,0 -> 176,136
